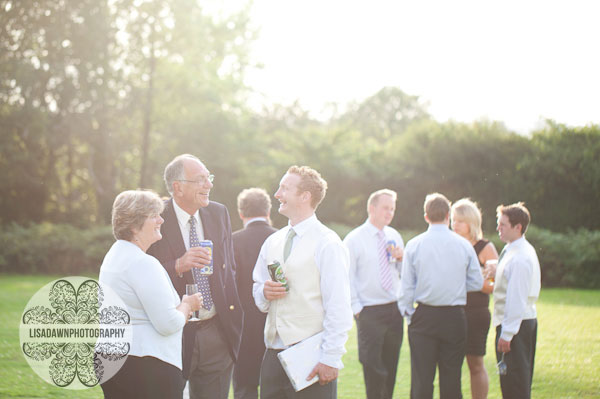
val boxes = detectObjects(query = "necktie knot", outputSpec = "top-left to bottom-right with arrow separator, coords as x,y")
189,215 -> 196,227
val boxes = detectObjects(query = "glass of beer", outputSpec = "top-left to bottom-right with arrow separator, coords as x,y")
485,259 -> 498,284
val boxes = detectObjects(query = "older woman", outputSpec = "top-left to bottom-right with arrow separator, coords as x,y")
99,190 -> 202,399
451,198 -> 498,399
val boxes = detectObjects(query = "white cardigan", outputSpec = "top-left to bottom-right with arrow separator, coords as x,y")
99,240 -> 186,369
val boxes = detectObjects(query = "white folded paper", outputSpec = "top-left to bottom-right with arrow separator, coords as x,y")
277,332 -> 323,391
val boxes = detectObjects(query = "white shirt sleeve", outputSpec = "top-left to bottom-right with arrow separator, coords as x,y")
252,239 -> 271,313
127,257 -> 186,336
316,240 -> 353,369
500,258 -> 533,341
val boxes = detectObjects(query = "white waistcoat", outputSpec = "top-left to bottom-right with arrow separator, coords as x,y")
264,226 -> 324,346
492,242 -> 540,327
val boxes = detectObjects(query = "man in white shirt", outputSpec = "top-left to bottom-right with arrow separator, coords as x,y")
253,165 -> 353,399
343,189 -> 404,399
492,202 -> 541,399
398,193 -> 483,399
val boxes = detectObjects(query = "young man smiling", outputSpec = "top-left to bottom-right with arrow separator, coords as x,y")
252,165 -> 352,399
492,202 -> 541,399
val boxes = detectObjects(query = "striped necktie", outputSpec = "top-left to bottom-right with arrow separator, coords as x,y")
377,230 -> 393,292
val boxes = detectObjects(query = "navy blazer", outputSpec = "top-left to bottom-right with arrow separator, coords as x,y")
147,199 -> 243,378
232,220 -> 276,386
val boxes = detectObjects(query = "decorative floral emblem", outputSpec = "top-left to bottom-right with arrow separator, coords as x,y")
20,277 -> 132,390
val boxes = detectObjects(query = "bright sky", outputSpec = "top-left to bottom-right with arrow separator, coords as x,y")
242,0 -> 600,133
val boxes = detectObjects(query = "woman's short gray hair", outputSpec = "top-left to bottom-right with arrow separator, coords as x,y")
112,190 -> 164,241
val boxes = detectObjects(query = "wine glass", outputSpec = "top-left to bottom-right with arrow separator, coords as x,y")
497,352 -> 507,376
185,284 -> 200,321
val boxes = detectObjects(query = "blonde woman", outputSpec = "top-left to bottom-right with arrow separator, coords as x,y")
451,198 -> 498,399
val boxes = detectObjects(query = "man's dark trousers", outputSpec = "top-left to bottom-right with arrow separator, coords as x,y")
259,349 -> 336,399
408,304 -> 466,399
495,319 -> 537,399
357,302 -> 403,399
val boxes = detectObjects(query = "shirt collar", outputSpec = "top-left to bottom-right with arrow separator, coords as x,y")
172,198 -> 200,228
364,219 -> 384,236
287,213 -> 317,237
428,223 -> 449,232
244,217 -> 268,228
506,235 -> 526,250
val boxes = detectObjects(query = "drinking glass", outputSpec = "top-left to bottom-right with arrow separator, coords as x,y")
185,284 -> 200,321
497,352 -> 508,375
485,259 -> 498,284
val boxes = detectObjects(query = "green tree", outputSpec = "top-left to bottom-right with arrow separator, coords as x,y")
0,0 -> 122,224
338,86 -> 431,141
522,121 -> 600,231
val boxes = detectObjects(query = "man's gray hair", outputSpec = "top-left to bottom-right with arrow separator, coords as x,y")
164,154 -> 202,195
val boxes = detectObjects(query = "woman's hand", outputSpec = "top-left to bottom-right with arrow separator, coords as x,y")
182,293 -> 203,311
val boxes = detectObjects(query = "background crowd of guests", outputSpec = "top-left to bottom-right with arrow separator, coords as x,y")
97,153 -> 541,399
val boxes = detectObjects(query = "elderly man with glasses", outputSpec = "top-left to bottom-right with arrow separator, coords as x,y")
148,154 -> 243,399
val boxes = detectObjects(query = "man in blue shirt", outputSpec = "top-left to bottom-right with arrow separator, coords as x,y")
344,189 -> 404,399
398,193 -> 483,399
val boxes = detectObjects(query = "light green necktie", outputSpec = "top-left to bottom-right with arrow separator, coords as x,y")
283,228 -> 296,262
498,247 -> 507,263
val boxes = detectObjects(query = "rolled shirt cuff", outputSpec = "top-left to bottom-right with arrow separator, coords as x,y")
319,352 -> 344,370
500,328 -> 515,342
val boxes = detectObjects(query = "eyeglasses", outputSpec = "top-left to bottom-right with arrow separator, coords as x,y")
178,174 -> 214,185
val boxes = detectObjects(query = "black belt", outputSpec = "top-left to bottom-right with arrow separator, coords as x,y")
417,302 -> 465,309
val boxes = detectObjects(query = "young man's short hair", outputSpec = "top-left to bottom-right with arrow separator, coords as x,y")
497,202 -> 531,235
287,165 -> 328,209
424,193 -> 451,223
367,189 -> 397,210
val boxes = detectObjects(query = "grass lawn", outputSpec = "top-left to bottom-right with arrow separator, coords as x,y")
1,274 -> 598,398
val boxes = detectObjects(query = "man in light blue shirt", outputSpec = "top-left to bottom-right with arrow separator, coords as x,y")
398,193 -> 483,399
344,189 -> 404,399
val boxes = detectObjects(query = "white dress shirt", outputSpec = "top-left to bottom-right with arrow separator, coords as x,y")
173,199 -> 204,249
99,240 -> 186,369
398,224 -> 483,323
344,220 -> 404,314
493,236 -> 541,341
253,214 -> 353,369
